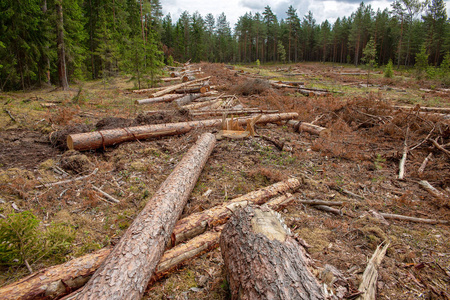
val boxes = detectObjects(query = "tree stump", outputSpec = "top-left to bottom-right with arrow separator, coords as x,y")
220,206 -> 324,300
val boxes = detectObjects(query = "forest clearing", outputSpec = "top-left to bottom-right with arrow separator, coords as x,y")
0,61 -> 449,299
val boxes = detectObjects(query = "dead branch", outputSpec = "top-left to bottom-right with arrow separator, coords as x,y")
356,242 -> 390,300
3,108 -> 16,122
297,199 -> 344,206
92,186 -> 120,204
398,126 -> 409,180
430,138 -> 450,158
314,205 -> 343,216
417,153 -> 433,176
379,211 -> 448,225
35,168 -> 98,188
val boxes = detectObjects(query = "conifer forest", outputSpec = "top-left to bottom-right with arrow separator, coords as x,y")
0,0 -> 450,299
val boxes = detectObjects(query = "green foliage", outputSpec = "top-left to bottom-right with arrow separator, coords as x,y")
277,41 -> 287,63
167,55 -> 174,66
384,59 -> 394,78
415,44 -> 429,78
256,59 -> 260,67
0,211 -> 74,267
362,37 -> 376,84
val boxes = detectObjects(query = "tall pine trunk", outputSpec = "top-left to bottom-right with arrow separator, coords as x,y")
56,0 -> 69,90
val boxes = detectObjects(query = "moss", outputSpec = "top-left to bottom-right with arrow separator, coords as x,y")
39,159 -> 56,170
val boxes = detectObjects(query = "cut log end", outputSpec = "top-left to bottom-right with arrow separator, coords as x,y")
67,136 -> 74,150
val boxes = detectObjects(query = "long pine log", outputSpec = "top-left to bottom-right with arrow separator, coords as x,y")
0,195 -> 295,300
74,133 -> 215,300
67,113 -> 298,151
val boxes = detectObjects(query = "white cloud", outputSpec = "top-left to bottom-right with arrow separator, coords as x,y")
162,0 -> 450,27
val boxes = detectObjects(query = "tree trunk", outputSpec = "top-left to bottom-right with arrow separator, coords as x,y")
56,0 -> 69,91
287,120 -> 330,138
135,94 -> 183,105
151,76 -> 211,98
171,179 -> 301,246
74,133 -> 215,300
220,206 -> 324,300
0,195 -> 295,300
66,113 -> 298,151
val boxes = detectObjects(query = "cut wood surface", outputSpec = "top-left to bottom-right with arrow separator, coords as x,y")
171,179 -> 302,246
0,195 -> 295,300
287,120 -> 330,138
67,112 -> 298,151
220,206 -> 324,299
356,243 -> 389,300
135,94 -> 183,105
73,133 -> 216,300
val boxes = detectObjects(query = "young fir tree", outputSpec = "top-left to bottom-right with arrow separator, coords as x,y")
362,37 -> 377,85
415,43 -> 429,78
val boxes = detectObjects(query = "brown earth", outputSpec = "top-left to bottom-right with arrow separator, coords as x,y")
0,62 -> 449,299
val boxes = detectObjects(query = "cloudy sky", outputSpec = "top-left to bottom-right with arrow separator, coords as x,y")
162,0 -> 450,28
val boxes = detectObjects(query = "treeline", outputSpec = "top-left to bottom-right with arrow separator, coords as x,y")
0,0 -> 163,91
163,0 -> 450,68
1,0 -> 449,91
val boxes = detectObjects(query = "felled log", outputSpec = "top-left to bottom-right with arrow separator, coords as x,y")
220,206 -> 324,300
151,76 -> 211,98
174,93 -> 206,106
378,212 -> 448,225
135,94 -> 183,105
287,120 -> 331,138
356,243 -> 389,300
0,195 -> 295,300
171,179 -> 301,246
190,109 -> 279,117
67,112 -> 298,151
174,85 -> 210,94
74,133 -> 215,300
393,105 -> 450,114
132,86 -> 167,94
298,88 -> 329,97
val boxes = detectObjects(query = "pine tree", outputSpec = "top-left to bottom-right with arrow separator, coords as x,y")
362,37 -> 377,84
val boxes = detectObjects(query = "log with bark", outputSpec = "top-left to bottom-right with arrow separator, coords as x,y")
67,112 -> 298,151
0,195 -> 295,300
190,109 -> 279,117
174,85 -> 210,94
393,105 -> 450,114
73,133 -> 215,300
220,206 -> 324,299
287,120 -> 331,138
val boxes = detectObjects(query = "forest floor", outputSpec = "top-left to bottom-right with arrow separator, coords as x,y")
0,62 -> 449,299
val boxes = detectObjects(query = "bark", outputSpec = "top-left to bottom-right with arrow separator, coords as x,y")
175,93 -> 205,106
56,0 -> 69,91
190,109 -> 279,117
220,206 -> 324,300
287,120 -> 330,138
174,85 -> 210,94
67,113 -> 298,151
0,195 -> 295,300
298,89 -> 329,97
393,105 -> 450,114
151,76 -> 211,98
74,133 -> 215,300
171,180 -> 301,246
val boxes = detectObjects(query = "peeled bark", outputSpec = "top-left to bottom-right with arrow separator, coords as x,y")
67,112 -> 298,151
74,133 -> 215,300
220,206 -> 324,300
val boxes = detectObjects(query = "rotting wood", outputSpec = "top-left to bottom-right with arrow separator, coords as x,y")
297,199 -> 344,206
418,153 -> 433,176
73,133 -> 216,300
92,186 -> 119,203
171,179 -> 302,247
430,138 -> 450,158
151,76 -> 211,98
67,112 -> 298,151
419,180 -> 447,202
398,126 -> 409,180
393,105 -> 450,114
0,195 -> 295,300
314,205 -> 343,216
35,168 -> 98,188
220,206 -> 324,300
135,94 -> 183,105
378,212 -> 448,225
287,120 -> 331,138
356,242 -> 390,300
